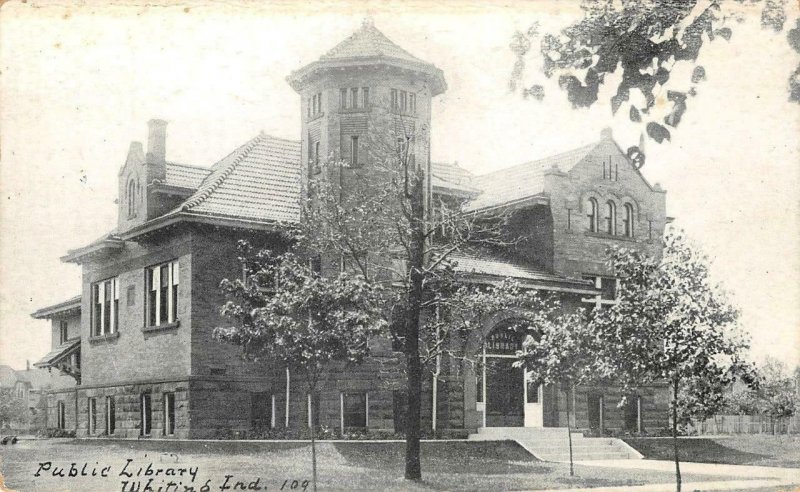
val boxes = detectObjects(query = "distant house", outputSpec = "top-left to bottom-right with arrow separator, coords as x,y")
0,362 -> 74,432
32,21 -> 670,440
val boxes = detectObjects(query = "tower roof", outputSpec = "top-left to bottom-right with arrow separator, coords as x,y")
288,20 -> 447,96
321,19 -> 426,64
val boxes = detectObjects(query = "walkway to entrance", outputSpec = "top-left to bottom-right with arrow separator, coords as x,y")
468,427 -> 641,461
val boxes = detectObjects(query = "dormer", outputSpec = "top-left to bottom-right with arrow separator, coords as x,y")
117,119 -> 167,231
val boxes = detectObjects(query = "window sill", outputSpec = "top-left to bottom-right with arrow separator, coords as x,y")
339,107 -> 370,114
389,110 -> 418,117
584,231 -> 637,242
88,332 -> 120,344
143,320 -> 180,333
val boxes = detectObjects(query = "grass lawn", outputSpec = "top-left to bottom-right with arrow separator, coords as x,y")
0,439 -> 746,491
623,435 -> 800,468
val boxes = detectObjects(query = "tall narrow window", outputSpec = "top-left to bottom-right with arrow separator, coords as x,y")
87,398 -> 96,435
351,87 -> 359,109
350,136 -> 359,168
623,203 -> 635,237
163,392 -> 175,436
341,392 -> 367,428
59,320 -> 68,344
340,88 -> 347,109
91,277 -> 118,336
316,93 -> 322,114
605,201 -> 617,235
587,198 -> 599,233
106,396 -> 115,435
146,260 -> 179,327
391,89 -> 398,110
409,93 -> 416,113
314,141 -> 320,166
361,87 -> 369,107
251,392 -> 272,429
140,393 -> 152,436
57,401 -> 66,430
399,90 -> 407,112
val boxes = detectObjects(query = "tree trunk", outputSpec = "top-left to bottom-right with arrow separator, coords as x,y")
404,175 -> 426,481
567,387 -> 574,477
310,411 -> 318,492
672,380 -> 681,492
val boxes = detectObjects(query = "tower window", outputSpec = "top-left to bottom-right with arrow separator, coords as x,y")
605,201 -> 617,235
351,88 -> 359,108
587,198 -> 599,233
391,89 -> 398,110
362,87 -> 369,107
623,203 -> 634,237
310,93 -> 322,117
340,89 -> 347,109
350,136 -> 360,168
409,93 -> 416,114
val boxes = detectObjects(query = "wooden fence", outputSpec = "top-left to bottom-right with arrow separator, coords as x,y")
693,414 -> 800,435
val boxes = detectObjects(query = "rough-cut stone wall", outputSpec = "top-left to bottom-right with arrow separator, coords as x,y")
80,231 -> 194,387
545,136 -> 667,279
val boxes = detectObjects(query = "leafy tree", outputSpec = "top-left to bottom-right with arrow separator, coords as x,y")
755,357 -> 797,433
515,298 -> 594,476
589,230 -> 751,492
296,106 -> 514,481
510,0 -> 797,164
0,388 -> 30,430
214,243 -> 387,492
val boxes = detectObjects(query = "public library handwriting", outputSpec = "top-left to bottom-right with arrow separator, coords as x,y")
33,459 -> 310,492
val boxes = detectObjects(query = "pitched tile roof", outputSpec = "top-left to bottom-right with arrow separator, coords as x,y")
321,20 -> 427,64
33,339 -> 80,370
165,162 -> 210,189
466,142 -> 597,211
31,295 -> 81,319
176,133 -> 302,224
451,252 -> 595,293
431,161 -> 479,195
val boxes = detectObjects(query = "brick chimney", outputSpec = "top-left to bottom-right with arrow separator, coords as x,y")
146,119 -> 167,163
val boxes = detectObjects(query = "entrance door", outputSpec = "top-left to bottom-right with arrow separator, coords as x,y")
485,357 -> 524,427
523,371 -> 543,427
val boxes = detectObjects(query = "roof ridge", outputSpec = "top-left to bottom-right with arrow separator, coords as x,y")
181,134 -> 266,211
475,141 -> 598,179
167,161 -> 210,171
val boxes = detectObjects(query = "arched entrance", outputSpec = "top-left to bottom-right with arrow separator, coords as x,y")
478,322 -> 543,427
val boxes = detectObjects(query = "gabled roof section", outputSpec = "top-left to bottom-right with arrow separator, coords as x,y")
31,295 -> 81,319
322,21 -> 426,64
466,143 -> 597,212
176,133 -> 302,224
431,161 -> 479,196
164,162 -> 210,189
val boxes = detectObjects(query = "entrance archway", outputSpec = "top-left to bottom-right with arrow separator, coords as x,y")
478,322 -> 543,427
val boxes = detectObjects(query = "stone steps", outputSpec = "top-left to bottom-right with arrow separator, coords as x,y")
468,427 -> 642,462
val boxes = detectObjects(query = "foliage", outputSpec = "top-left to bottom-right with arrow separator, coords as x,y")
588,229 -> 751,491
509,0 -> 797,157
38,428 -> 75,438
755,357 -> 797,420
215,243 -> 387,375
0,388 -> 31,429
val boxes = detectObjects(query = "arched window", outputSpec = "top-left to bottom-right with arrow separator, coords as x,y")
605,201 -> 616,235
127,179 -> 137,218
587,198 -> 599,232
623,203 -> 635,237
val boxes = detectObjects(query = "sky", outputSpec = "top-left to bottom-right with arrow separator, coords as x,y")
1,1 -> 798,371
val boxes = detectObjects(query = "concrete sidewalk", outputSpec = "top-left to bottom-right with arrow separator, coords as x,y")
531,459 -> 800,491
